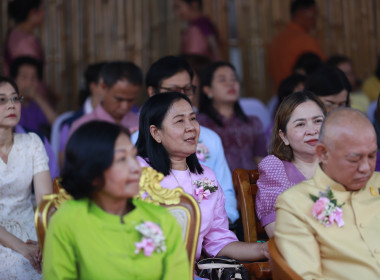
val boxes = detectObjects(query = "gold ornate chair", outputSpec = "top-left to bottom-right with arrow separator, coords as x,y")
35,168 -> 200,277
268,238 -> 302,280
136,167 -> 200,276
34,178 -> 72,252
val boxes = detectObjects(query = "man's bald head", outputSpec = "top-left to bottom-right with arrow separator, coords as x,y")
316,107 -> 377,191
319,107 -> 375,149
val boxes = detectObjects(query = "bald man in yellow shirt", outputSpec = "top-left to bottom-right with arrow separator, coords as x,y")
275,107 -> 380,279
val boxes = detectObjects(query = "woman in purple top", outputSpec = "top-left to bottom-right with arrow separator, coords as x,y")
136,92 -> 267,264
9,56 -> 58,139
256,91 -> 326,237
198,61 -> 267,172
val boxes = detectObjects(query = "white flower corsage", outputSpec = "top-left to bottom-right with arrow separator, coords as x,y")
134,221 -> 166,256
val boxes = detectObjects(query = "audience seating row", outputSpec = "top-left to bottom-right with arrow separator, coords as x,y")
36,167 -> 302,280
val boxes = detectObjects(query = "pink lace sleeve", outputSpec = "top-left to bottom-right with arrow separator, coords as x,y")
256,155 -> 292,226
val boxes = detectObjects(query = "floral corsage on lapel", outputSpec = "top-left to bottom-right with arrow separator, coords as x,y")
310,186 -> 345,228
196,141 -> 210,162
135,221 -> 166,256
193,178 -> 218,203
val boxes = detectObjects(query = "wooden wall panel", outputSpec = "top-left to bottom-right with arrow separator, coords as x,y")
0,0 -> 379,110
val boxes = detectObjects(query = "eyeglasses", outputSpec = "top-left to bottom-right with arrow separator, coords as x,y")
0,96 -> 24,105
158,85 -> 196,97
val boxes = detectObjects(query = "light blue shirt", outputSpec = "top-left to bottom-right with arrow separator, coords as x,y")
131,125 -> 239,223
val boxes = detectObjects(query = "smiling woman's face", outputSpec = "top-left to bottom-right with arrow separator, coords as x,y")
279,100 -> 324,159
151,98 -> 200,162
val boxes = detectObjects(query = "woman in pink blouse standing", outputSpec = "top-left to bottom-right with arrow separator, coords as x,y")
256,91 -> 326,237
136,92 -> 267,263
4,0 -> 58,107
4,0 -> 44,76
174,0 -> 221,61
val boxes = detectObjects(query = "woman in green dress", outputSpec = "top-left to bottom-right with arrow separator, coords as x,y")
43,121 -> 190,280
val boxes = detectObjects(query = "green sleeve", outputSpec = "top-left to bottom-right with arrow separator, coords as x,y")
162,214 -> 191,280
42,209 -> 78,280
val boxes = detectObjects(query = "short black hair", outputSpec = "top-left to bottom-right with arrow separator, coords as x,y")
290,0 -> 316,17
85,62 -> 106,85
100,61 -> 143,88
180,0 -> 203,10
145,56 -> 194,92
136,92 -> 203,176
198,61 -> 248,127
9,56 -> 43,81
375,56 -> 380,79
278,73 -> 307,104
8,0 -> 42,23
293,52 -> 323,76
62,121 -> 130,199
79,62 -> 106,106
305,64 -> 352,104
179,54 -> 212,77
0,75 -> 20,95
326,55 -> 351,67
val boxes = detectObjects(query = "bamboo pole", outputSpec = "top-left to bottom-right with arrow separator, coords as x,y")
134,1 -> 142,66
375,0 -> 380,62
116,0 -> 126,60
126,0 -> 134,59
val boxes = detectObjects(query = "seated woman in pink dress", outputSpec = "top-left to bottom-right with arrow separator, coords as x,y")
256,91 -> 326,237
197,61 -> 267,172
136,92 -> 267,263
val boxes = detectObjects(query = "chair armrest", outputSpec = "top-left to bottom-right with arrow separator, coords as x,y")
243,262 -> 272,280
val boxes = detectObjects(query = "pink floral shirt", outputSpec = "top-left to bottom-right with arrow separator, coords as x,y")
137,157 -> 238,260
69,103 -> 139,138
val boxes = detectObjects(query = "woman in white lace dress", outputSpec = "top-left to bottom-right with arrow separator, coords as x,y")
0,76 -> 52,279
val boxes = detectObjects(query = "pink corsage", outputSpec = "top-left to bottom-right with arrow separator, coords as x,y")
196,141 -> 210,162
193,178 -> 218,203
310,186 -> 345,228
135,221 -> 166,256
